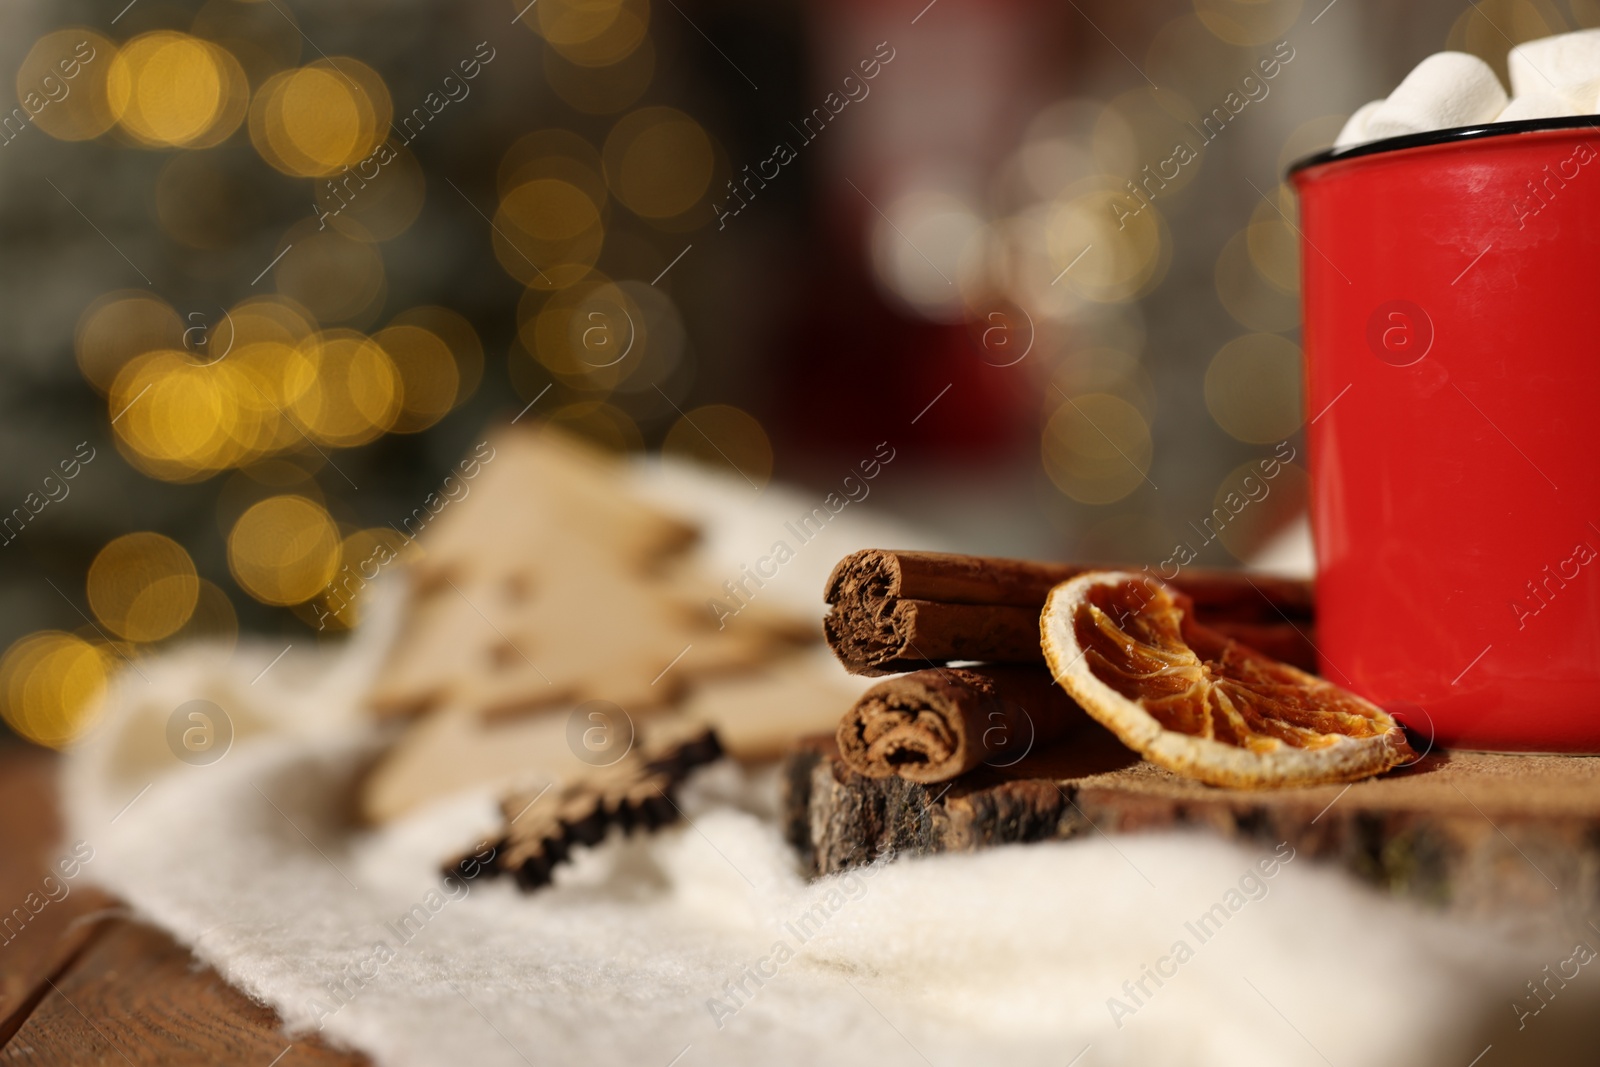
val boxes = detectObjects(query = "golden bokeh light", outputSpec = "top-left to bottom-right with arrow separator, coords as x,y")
1048,347 -> 1153,417
389,306 -> 483,404
250,58 -> 391,178
284,331 -> 402,447
185,44 -> 250,149
498,128 -> 609,206
1447,0 -> 1567,82
312,527 -> 413,631
603,106 -> 714,220
547,401 -> 645,453
1194,0 -> 1304,46
216,459 -> 324,539
1204,333 -> 1303,444
0,632 -> 110,749
105,333 -> 331,480
1098,88 -> 1204,198
87,532 -> 200,643
76,291 -> 183,395
1044,182 -> 1169,304
604,280 -> 685,395
18,30 -> 118,142
493,178 -> 605,289
1145,16 -> 1254,104
1215,228 -> 1298,332
524,275 -> 649,390
272,222 -> 387,326
228,494 -> 341,606
537,0 -> 651,66
106,32 -> 227,148
1041,392 -> 1153,505
1014,98 -> 1102,201
1246,201 -> 1299,295
545,37 -> 655,114
1089,102 -> 1138,177
225,294 -> 317,350
109,349 -> 239,481
226,341 -> 311,459
171,578 -> 239,653
662,404 -> 773,487
372,324 -> 459,433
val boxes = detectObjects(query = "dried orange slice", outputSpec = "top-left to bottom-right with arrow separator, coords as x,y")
1041,570 -> 1413,788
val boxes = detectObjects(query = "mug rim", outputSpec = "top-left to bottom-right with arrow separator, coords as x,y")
1288,114 -> 1600,177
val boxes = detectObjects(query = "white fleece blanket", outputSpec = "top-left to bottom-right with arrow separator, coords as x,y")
61,627 -> 1600,1067
53,466 -> 1599,1066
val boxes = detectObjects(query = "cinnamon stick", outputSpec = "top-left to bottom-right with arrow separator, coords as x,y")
835,666 -> 1088,783
824,550 -> 1314,675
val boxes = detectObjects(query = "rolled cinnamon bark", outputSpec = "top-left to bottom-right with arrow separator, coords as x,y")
824,550 -> 1314,675
835,666 -> 1087,782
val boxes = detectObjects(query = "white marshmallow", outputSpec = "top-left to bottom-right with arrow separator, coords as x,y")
1334,99 -> 1385,147
1508,29 -> 1600,108
1496,91 -> 1582,122
1365,52 -> 1508,139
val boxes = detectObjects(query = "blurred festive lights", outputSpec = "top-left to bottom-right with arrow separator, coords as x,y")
371,324 -> 459,433
662,404 -> 773,487
1041,393 -> 1152,505
529,0 -> 651,67
249,58 -> 391,178
228,494 -> 341,606
1203,333 -> 1304,444
17,30 -> 118,142
495,177 -> 606,289
0,632 -> 110,749
548,400 -> 646,453
1193,0 -> 1303,47
284,330 -> 402,448
310,527 -> 414,631
105,31 -> 245,148
75,291 -> 184,394
86,532 -> 200,643
1245,202 -> 1299,295
1447,0 -> 1568,81
110,348 -> 242,481
388,306 -> 484,403
869,190 -> 991,322
173,579 -> 240,652
1214,227 -> 1298,333
603,106 -> 714,221
545,37 -> 655,113
526,274 -> 642,386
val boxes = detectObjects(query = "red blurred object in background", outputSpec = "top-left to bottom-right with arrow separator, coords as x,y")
775,0 -> 1062,461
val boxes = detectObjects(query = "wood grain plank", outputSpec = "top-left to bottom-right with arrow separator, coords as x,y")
0,747 -> 117,1037
2,919 -> 367,1066
0,748 -> 366,1066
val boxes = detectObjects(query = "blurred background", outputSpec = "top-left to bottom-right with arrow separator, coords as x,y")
0,0 -> 1581,748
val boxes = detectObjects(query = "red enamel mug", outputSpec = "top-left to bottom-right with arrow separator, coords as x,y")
1291,117 -> 1600,752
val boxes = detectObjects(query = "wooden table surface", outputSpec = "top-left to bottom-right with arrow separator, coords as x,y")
0,745 -> 367,1066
